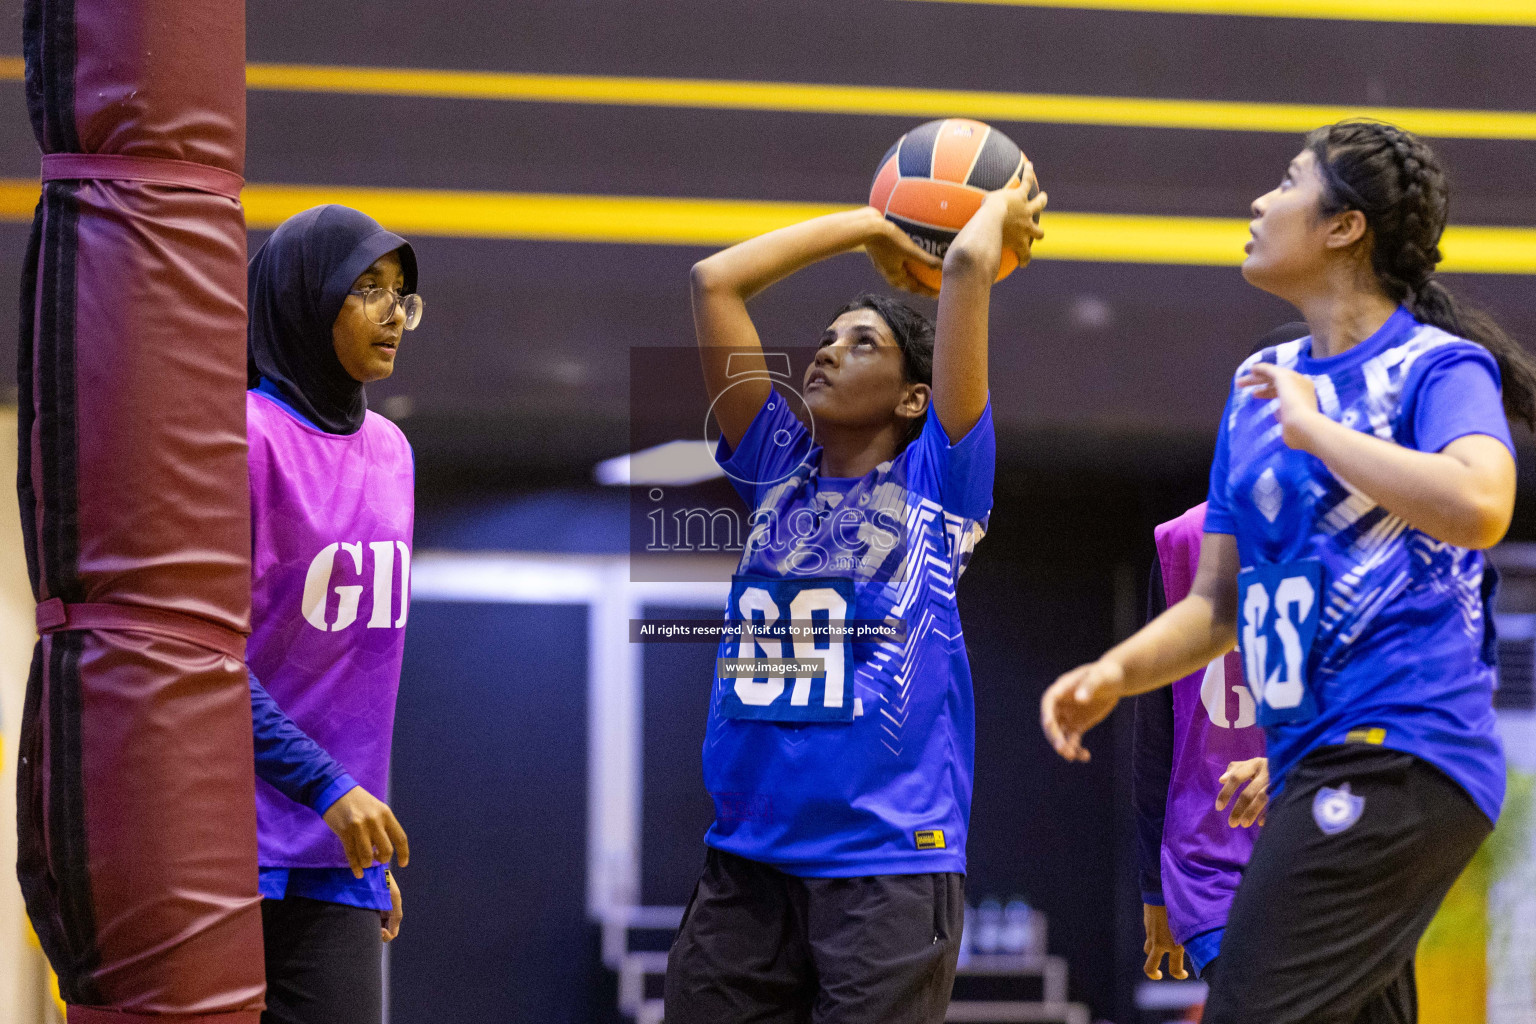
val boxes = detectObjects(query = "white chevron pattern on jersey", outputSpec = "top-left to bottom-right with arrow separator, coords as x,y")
1358,325 -> 1460,440
1235,322 -> 1488,674
855,496 -> 985,756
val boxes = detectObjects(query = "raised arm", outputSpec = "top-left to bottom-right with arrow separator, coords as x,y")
931,170 -> 1047,441
691,207 -> 941,449
1241,362 -> 1515,549
1041,531 -> 1242,762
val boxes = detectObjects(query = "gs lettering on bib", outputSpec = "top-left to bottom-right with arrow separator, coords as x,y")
720,576 -> 856,723
1238,559 -> 1323,725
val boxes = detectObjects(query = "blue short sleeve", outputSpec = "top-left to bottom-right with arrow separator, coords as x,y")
1203,387 -> 1238,535
714,392 -> 814,508
1402,347 -> 1515,458
903,402 -> 996,520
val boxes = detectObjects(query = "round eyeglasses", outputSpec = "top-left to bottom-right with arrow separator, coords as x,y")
348,287 -> 424,331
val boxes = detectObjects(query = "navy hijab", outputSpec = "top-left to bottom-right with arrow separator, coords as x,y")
248,205 -> 418,435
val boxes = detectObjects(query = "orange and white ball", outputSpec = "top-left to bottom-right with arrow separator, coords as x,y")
869,118 -> 1033,289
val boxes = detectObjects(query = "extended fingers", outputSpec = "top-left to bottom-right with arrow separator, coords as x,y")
1232,786 -> 1268,827
1238,362 -> 1283,388
1216,759 -> 1258,807
1169,946 -> 1188,981
1040,681 -> 1071,744
1040,702 -> 1088,762
368,816 -> 395,867
1240,362 -> 1314,408
1042,672 -> 1103,762
1039,701 -> 1072,758
1025,190 -> 1048,228
1214,772 -> 1241,811
1052,730 -> 1089,762
1017,161 -> 1042,196
343,826 -> 371,878
382,881 -> 403,942
385,811 -> 410,868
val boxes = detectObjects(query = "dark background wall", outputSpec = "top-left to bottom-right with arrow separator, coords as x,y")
391,602 -> 599,1024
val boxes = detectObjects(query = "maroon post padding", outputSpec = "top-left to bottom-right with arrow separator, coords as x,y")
16,0 -> 264,1019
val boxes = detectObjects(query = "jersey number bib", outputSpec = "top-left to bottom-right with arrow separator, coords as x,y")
1238,559 -> 1323,725
719,576 -> 855,723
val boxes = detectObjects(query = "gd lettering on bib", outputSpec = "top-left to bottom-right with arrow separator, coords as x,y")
719,576 -> 856,724
1237,559 -> 1323,726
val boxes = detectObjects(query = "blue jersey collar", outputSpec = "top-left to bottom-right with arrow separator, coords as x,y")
1295,306 -> 1418,375
252,376 -> 324,431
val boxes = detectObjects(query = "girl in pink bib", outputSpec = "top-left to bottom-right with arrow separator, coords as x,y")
245,205 -> 422,1024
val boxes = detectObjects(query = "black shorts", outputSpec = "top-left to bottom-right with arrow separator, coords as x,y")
1204,744 -> 1493,1024
663,848 -> 965,1024
261,896 -> 383,1024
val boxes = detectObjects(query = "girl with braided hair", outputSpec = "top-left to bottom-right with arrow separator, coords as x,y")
1041,119 -> 1531,1023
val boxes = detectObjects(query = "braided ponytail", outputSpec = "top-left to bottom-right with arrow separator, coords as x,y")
1307,120 -> 1536,430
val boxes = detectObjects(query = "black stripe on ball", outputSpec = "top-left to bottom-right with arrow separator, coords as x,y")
898,119 -> 944,179
886,213 -> 958,258
966,129 -> 1023,191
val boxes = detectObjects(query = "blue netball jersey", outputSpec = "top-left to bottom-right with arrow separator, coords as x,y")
1206,307 -> 1511,823
703,392 -> 994,876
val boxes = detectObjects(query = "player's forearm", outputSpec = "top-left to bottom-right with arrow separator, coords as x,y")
691,208 -> 889,424
249,672 -> 351,811
943,193 -> 1007,283
1299,416 -> 1512,549
931,197 -> 1005,438
690,207 -> 885,304
1102,593 -> 1237,698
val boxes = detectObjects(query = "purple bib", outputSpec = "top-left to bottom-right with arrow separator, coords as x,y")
247,392 -> 414,867
1156,503 -> 1265,944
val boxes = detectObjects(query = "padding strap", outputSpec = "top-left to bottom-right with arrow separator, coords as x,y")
41,153 -> 244,200
67,1007 -> 261,1024
36,597 -> 247,660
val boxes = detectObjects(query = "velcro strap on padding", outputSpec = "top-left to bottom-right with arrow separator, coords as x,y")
41,153 -> 244,200
36,597 -> 247,660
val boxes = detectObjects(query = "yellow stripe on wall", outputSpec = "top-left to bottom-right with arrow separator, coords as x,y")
243,185 -> 849,247
241,64 -> 1536,141
1,179 -> 1530,273
2,56 -> 1535,141
243,65 -> 1536,142
902,0 -> 1536,26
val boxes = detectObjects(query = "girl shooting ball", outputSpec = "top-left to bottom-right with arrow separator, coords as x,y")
664,158 -> 1045,1024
